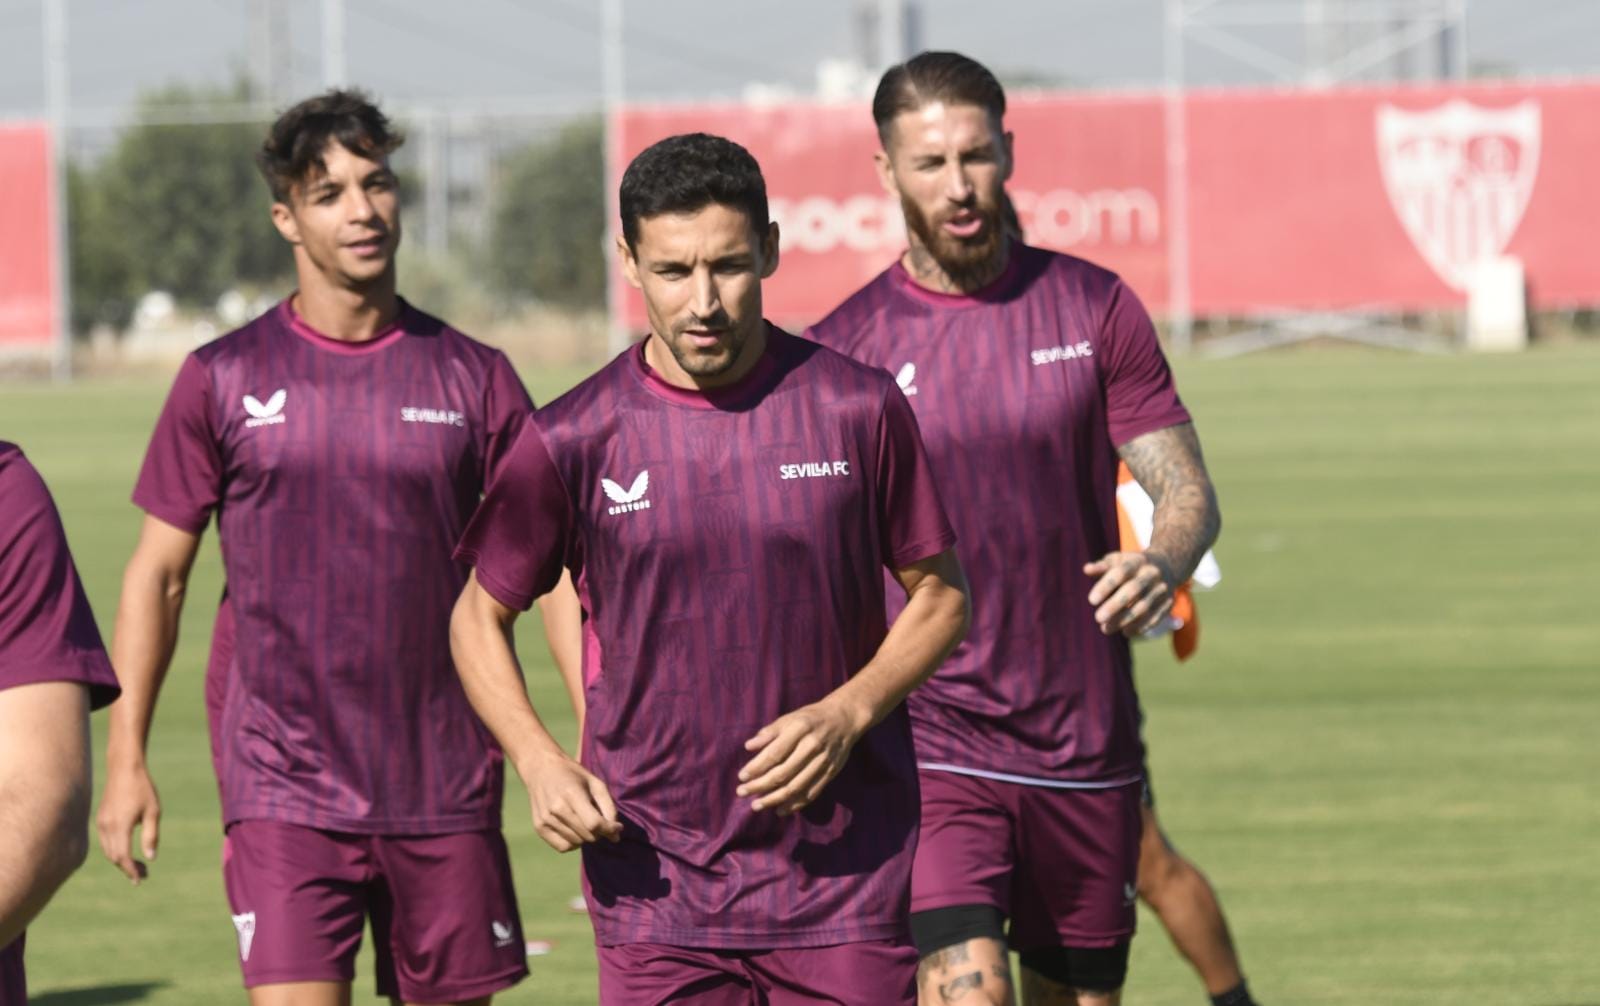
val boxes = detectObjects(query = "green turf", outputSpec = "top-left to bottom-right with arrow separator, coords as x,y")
3,343 -> 1597,1004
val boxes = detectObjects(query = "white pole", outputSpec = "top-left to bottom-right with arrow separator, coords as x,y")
322,0 -> 345,88
878,0 -> 907,68
602,0 -> 627,356
44,0 -> 71,381
1164,0 -> 1193,355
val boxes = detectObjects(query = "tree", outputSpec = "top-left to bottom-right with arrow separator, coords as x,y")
69,80 -> 289,330
485,116 -> 605,310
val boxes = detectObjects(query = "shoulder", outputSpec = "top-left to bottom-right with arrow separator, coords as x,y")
401,302 -> 511,370
189,308 -> 284,371
1022,244 -> 1127,305
0,442 -> 48,511
772,329 -> 899,414
529,348 -> 637,444
804,267 -> 902,352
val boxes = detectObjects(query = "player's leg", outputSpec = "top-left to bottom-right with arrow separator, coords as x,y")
1136,798 -> 1258,1005
1,933 -> 25,1004
1009,783 -> 1141,1006
595,943 -> 749,1005
751,938 -> 919,1005
368,830 -> 528,1006
910,770 -> 1017,1006
223,822 -> 368,1006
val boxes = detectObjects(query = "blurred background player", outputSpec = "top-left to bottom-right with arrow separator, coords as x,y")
450,132 -> 970,1006
0,442 -> 121,1005
94,90 -> 533,1006
807,51 -> 1226,1006
1118,467 -> 1258,1006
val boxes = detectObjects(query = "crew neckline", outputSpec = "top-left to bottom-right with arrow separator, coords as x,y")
280,296 -> 410,355
889,241 -> 1025,308
630,324 -> 785,410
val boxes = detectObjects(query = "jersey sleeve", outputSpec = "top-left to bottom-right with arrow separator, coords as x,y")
481,350 -> 535,484
131,354 -> 224,534
1099,280 -> 1192,447
874,384 -> 958,569
455,422 -> 574,611
0,451 -> 120,709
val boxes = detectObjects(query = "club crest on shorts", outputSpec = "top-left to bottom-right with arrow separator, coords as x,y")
1376,98 -> 1541,292
231,911 -> 257,961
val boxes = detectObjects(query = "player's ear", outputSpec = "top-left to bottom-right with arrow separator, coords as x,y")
1001,129 -> 1016,182
617,234 -> 642,291
759,221 -> 780,279
269,200 -> 301,245
873,145 -> 898,197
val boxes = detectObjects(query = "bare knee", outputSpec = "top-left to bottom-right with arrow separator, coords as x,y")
917,937 -> 1014,1006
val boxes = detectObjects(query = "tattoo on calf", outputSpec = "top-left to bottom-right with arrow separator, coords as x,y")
938,971 -> 985,1002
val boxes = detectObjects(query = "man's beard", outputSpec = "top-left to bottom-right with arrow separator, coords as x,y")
666,312 -> 749,378
901,193 -> 1007,291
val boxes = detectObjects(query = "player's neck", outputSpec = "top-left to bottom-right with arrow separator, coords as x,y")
901,237 -> 1011,296
646,322 -> 769,392
291,275 -> 400,343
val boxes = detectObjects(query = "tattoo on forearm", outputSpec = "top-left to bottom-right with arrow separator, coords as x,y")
938,971 -> 985,1002
1117,422 -> 1221,582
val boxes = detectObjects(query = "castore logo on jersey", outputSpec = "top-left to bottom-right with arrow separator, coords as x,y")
242,389 -> 287,428
895,362 -> 918,396
602,470 -> 651,515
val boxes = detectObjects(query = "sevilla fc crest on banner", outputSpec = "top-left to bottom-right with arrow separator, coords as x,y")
1376,99 -> 1541,292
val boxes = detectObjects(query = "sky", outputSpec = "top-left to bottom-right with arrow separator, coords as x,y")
3,0 -> 1599,129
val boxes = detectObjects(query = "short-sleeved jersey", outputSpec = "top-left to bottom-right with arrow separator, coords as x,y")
807,245 -> 1191,786
456,328 -> 956,949
132,299 -> 533,834
0,443 -> 119,708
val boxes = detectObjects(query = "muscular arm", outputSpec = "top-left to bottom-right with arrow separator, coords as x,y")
0,681 -> 91,947
1118,422 -> 1221,584
738,549 -> 970,814
1087,422 -> 1221,636
97,515 -> 201,882
536,569 -> 585,731
451,573 -> 619,852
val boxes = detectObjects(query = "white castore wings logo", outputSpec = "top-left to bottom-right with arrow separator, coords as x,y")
602,470 -> 651,515
242,389 -> 287,428
895,362 -> 918,396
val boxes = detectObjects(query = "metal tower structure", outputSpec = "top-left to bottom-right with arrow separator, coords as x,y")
1163,0 -> 1468,354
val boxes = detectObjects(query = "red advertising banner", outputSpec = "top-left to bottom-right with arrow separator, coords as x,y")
614,80 -> 1600,329
0,124 -> 58,352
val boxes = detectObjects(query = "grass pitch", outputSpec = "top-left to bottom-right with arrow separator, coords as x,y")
3,342 -> 1597,1004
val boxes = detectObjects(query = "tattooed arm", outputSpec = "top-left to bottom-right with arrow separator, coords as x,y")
1085,422 -> 1221,637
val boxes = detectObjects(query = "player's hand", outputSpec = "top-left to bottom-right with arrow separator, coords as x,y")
96,762 -> 161,884
523,752 -> 622,853
1084,550 -> 1177,637
738,697 -> 868,815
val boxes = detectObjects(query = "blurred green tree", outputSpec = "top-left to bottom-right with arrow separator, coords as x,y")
68,80 -> 287,330
484,116 -> 605,310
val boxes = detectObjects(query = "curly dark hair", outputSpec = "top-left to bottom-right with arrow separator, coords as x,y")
872,51 -> 1007,146
619,132 -> 769,250
256,89 -> 404,202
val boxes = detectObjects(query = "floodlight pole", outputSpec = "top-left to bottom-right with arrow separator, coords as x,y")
602,0 -> 627,357
1163,0 -> 1193,356
44,0 -> 71,381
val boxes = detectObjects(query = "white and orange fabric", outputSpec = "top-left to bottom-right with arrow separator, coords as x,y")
1114,462 -> 1221,662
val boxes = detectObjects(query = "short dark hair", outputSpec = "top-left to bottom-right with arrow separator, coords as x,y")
256,89 -> 403,202
619,133 -> 769,250
872,51 -> 1007,146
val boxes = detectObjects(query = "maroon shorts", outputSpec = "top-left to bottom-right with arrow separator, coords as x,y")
222,821 -> 527,1002
911,769 -> 1141,950
595,939 -> 917,1005
0,934 -> 23,1005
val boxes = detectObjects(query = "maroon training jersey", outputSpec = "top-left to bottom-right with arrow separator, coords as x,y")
807,245 -> 1191,786
456,328 -> 956,948
132,299 -> 532,833
0,443 -> 119,708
